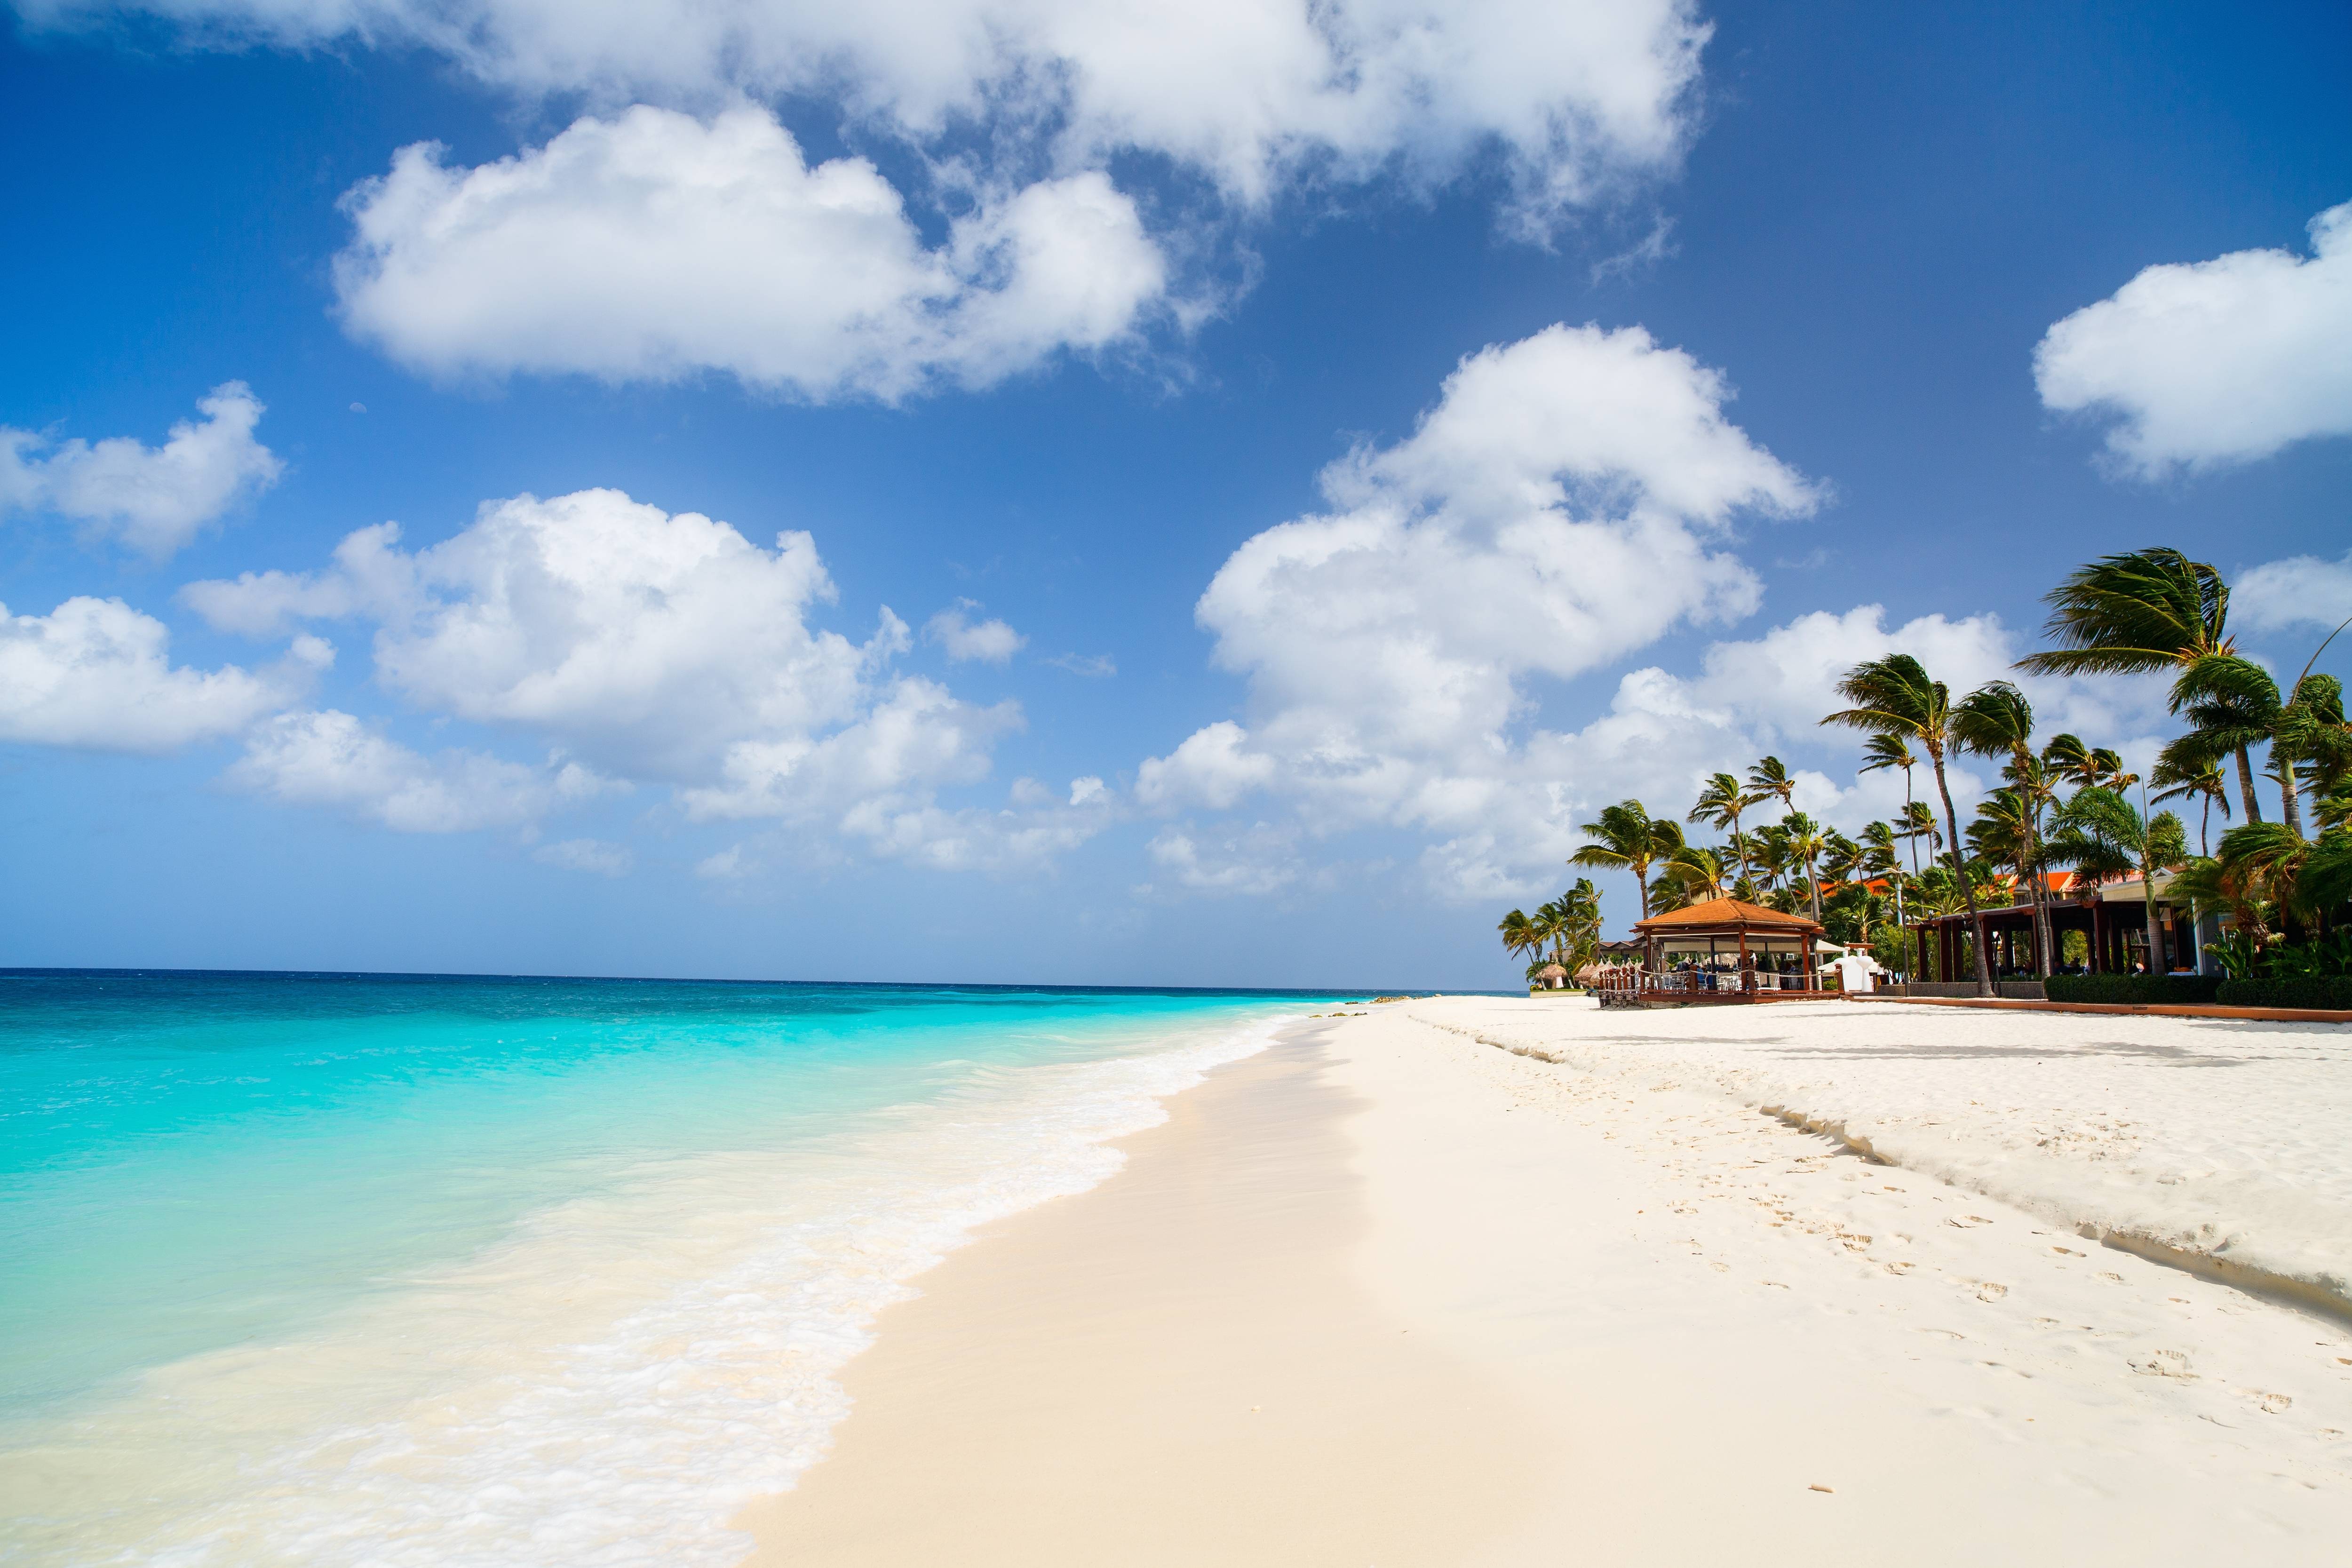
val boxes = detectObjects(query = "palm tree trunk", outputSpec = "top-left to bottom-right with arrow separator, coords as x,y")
2143,850 -> 2165,971
2199,794 -> 2210,858
2234,745 -> 2265,824
2021,811 -> 2054,979
2276,754 -> 2304,837
1930,748 -> 1994,996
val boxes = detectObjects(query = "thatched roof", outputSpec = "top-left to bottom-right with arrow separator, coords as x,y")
1534,963 -> 1568,978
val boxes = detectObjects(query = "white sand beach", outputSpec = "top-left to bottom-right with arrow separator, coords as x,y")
741,996 -> 2352,1565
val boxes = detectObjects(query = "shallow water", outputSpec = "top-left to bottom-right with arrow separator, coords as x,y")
0,970 -> 1320,1564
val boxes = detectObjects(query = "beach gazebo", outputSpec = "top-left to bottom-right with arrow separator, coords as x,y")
1532,963 -> 1569,991
1622,898 -> 1830,1001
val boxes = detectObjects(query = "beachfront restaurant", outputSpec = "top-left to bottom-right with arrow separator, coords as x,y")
1595,899 -> 1832,1003
1907,870 -> 2206,985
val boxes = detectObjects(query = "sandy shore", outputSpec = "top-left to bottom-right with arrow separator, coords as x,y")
739,997 -> 2352,1565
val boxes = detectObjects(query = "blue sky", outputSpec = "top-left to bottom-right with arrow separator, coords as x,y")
3,0 -> 2347,988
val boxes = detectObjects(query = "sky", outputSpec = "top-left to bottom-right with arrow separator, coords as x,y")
2,0 -> 2348,990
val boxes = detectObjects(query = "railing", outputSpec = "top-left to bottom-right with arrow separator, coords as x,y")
1592,965 -> 1824,1001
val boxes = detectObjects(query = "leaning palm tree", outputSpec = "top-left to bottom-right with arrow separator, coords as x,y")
1858,732 -> 1919,857
1526,900 -> 1569,970
1747,756 -> 1796,823
2017,548 -> 2264,822
1497,909 -> 1540,973
1749,821 -> 1792,896
1821,829 -> 1867,914
1822,654 -> 1994,995
2149,749 -> 2231,857
1952,681 -> 2055,975
1782,812 -> 1829,925
2044,788 -> 2190,969
1571,801 -> 1684,921
2164,653 -> 2296,832
1688,772 -> 1754,883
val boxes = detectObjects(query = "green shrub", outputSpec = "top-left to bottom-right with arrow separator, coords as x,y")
2215,976 -> 2352,1011
2044,973 -> 2224,1005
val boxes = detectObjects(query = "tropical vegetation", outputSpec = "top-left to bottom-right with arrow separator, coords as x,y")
1493,544 -> 2351,1006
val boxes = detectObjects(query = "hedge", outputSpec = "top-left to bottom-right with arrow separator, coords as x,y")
2215,976 -> 2352,1011
2042,973 -> 2224,1005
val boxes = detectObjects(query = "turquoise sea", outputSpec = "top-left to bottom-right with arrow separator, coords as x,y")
0,969 -> 1323,1565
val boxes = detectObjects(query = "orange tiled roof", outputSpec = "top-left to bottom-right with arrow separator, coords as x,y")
1633,897 -> 1825,934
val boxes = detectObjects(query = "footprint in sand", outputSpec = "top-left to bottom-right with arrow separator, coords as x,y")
1976,1282 -> 2009,1302
2130,1349 -> 2195,1380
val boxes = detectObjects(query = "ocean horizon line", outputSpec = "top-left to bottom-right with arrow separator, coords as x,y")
0,965 -> 1505,998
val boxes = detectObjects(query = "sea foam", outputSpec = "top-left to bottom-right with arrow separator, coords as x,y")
0,997 -> 1292,1566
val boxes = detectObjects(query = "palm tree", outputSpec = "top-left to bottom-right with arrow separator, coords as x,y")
1822,654 -> 1994,995
1750,821 -> 1792,896
2017,548 -> 2262,823
1858,732 -> 1918,864
1952,681 -> 2056,976
1527,900 -> 1569,970
1747,756 -> 1796,822
1966,788 -> 2042,970
2149,750 -> 2231,857
1571,801 -> 1684,922
1553,878 -> 1605,971
2170,654 -> 2301,834
2318,781 -> 2352,835
2296,828 -> 2352,914
1657,844 -> 1729,909
1898,799 -> 1939,878
2044,788 -> 2190,969
1782,812 -> 1829,925
1688,772 -> 1754,883
1498,909 -> 1541,974
1822,828 -> 1867,898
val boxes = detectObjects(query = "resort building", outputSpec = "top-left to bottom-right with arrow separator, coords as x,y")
1905,870 -> 2214,983
1593,898 -> 1834,1004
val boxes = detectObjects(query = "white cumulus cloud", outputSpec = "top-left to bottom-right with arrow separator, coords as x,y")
0,383 -> 284,556
334,106 -> 1168,399
0,596 -> 313,752
1132,324 -> 2181,901
227,708 -> 609,832
924,600 -> 1026,662
1147,823 -> 1300,896
2235,546 -> 2352,637
1141,323 -> 1815,837
2034,201 -> 2352,478
187,486 -> 1093,866
30,0 -> 1708,238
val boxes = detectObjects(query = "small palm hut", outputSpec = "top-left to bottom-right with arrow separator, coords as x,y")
1598,898 -> 1830,1005
1532,963 -> 1569,991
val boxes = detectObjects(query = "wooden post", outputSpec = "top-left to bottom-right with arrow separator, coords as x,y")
2090,900 -> 2104,974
